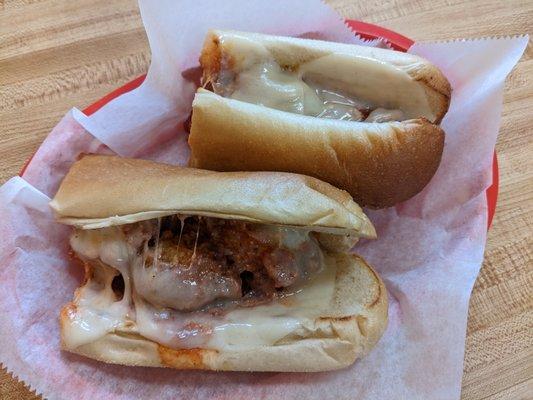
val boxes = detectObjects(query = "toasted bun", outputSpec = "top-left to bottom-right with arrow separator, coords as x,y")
200,30 -> 450,123
50,155 -> 375,237
61,253 -> 388,372
189,90 -> 444,208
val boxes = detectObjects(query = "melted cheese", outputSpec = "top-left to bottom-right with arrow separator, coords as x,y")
207,262 -> 336,350
366,107 -> 405,123
229,61 -> 325,116
224,59 -> 376,121
64,220 -> 337,351
62,280 -> 130,349
214,32 -> 431,121
64,227 -> 139,348
134,262 -> 336,351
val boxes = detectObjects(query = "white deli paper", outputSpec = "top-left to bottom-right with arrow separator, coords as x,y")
0,0 -> 528,399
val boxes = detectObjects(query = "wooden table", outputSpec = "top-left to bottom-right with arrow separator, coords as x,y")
0,0 -> 531,398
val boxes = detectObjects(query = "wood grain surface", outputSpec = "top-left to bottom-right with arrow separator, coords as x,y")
0,0 -> 531,399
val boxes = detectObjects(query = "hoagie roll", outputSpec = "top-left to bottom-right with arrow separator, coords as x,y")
189,30 -> 451,208
50,155 -> 388,372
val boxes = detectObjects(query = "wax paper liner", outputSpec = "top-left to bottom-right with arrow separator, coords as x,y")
0,0 -> 528,398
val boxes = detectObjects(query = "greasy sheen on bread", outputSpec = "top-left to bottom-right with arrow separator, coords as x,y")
51,155 -> 388,372
190,30 -> 451,208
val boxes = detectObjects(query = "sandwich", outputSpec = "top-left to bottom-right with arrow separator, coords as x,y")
188,30 -> 451,208
50,154 -> 387,372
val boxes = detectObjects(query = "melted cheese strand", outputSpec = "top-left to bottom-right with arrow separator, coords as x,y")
177,215 -> 187,261
190,216 -> 201,267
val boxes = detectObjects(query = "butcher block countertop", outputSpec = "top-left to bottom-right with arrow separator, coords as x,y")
0,0 -> 531,399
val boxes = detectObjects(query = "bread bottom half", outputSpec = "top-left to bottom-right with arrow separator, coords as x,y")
61,253 -> 388,372
189,90 -> 444,209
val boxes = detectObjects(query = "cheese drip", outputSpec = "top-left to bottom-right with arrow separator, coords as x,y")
210,33 -> 432,122
134,262 -> 336,350
63,224 -> 148,348
63,218 -> 337,351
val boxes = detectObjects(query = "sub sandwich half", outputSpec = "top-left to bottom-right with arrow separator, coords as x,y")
189,30 -> 451,208
50,155 -> 387,372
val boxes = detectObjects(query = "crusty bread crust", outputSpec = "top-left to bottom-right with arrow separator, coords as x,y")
200,30 -> 451,123
60,254 -> 388,372
50,154 -> 375,237
189,90 -> 444,208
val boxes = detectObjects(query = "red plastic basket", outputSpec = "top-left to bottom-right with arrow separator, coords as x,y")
20,20 -> 498,228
